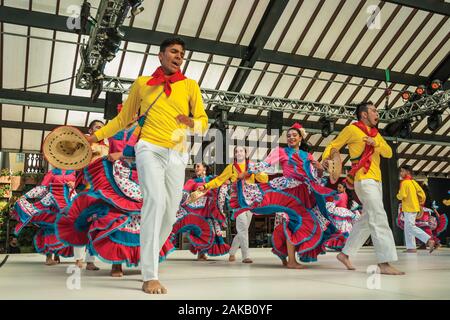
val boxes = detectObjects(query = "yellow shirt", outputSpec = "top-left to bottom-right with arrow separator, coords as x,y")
322,123 -> 392,182
94,76 -> 208,150
204,162 -> 268,190
396,179 -> 426,212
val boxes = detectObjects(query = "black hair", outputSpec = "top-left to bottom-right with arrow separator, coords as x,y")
337,181 -> 353,209
88,120 -> 104,131
233,146 -> 249,162
160,37 -> 186,53
193,162 -> 211,178
400,165 -> 413,175
287,128 -> 310,152
355,101 -> 374,121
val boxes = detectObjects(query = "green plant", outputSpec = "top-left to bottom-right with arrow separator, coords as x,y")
24,172 -> 45,181
0,185 -> 11,198
0,168 -> 10,176
12,171 -> 24,176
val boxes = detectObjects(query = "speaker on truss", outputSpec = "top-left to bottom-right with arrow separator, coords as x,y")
104,92 -> 123,120
267,110 -> 283,134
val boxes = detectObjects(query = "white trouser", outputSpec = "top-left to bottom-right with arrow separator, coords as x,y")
73,247 -> 95,263
136,140 -> 187,281
229,211 -> 253,260
342,179 -> 398,263
403,212 -> 431,249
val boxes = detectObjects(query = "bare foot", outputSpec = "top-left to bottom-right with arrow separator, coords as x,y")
242,258 -> 253,264
75,260 -> 83,269
336,252 -> 356,270
281,258 -> 288,266
53,256 -> 61,264
229,254 -> 236,262
378,263 -> 405,275
427,239 -> 436,253
45,257 -> 58,266
404,249 -> 417,253
197,253 -> 208,261
86,262 -> 100,271
285,261 -> 306,269
111,264 -> 123,277
142,280 -> 167,294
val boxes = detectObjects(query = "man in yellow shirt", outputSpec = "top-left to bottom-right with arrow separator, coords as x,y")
199,146 -> 268,263
87,38 -> 208,294
322,101 -> 404,275
397,165 -> 435,253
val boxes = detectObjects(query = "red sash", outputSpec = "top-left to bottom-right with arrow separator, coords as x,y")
345,121 -> 378,189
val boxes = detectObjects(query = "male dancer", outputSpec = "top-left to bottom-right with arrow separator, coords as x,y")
397,165 -> 435,253
322,101 -> 404,275
88,38 -> 208,294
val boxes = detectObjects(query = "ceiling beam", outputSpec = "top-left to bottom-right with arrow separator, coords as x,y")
228,0 -> 289,92
258,50 -> 427,85
429,52 -> 450,84
384,0 -> 450,16
0,119 -> 88,133
0,88 -> 104,112
1,88 -> 449,145
0,6 -> 428,86
0,6 -> 245,59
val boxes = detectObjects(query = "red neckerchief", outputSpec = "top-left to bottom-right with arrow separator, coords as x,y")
233,159 -> 248,174
348,121 -> 379,177
400,175 -> 413,186
146,66 -> 186,97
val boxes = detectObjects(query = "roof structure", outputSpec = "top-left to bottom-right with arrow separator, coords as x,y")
0,0 -> 449,177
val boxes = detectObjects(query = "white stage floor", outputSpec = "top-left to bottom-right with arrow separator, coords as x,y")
1,247 -> 449,300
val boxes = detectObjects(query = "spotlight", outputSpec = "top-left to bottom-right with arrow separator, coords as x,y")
320,117 -> 334,138
383,121 -> 403,137
91,80 -> 103,102
399,121 -> 412,139
79,1 -> 91,34
415,85 -> 427,96
430,79 -> 442,92
383,120 -> 412,139
427,111 -> 443,132
400,90 -> 411,101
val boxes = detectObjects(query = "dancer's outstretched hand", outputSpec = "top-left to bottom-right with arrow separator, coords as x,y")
176,114 -> 194,128
108,152 -> 122,162
237,172 -> 250,180
86,135 -> 98,145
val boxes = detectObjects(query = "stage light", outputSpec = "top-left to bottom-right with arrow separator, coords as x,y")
430,79 -> 442,91
415,85 -> 427,96
383,120 -> 411,139
320,117 -> 334,138
427,111 -> 443,132
401,90 -> 411,101
399,121 -> 412,139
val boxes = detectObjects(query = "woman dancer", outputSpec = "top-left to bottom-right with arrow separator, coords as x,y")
237,123 -> 339,268
171,163 -> 228,261
325,182 -> 361,250
56,117 -> 174,277
11,168 -> 76,265
397,203 -> 448,251
198,146 -> 268,263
